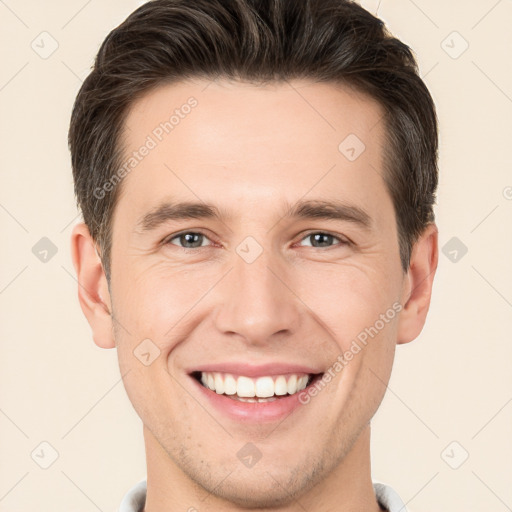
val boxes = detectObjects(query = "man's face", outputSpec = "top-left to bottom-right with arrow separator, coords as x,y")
110,79 -> 407,505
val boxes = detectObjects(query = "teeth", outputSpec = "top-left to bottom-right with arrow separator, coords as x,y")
214,373 -> 224,395
287,375 -> 297,394
255,376 -> 274,398
230,396 -> 278,403
223,374 -> 237,395
274,376 -> 288,395
237,376 -> 255,397
198,371 -> 313,398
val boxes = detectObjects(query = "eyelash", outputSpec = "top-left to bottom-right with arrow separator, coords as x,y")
163,230 -> 351,250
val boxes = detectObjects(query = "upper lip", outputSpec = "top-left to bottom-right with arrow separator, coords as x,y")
188,362 -> 324,378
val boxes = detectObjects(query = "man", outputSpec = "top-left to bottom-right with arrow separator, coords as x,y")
68,0 -> 438,510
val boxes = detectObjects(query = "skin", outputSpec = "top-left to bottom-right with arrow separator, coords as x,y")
71,78 -> 438,512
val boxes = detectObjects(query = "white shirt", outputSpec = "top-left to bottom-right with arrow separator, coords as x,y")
118,478 -> 409,512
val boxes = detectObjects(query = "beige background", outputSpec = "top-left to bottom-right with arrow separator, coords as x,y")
1,0 -> 511,510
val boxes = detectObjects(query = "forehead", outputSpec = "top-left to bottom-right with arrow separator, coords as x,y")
116,78 -> 390,225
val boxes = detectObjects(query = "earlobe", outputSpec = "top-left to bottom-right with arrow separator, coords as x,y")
396,223 -> 439,345
70,223 -> 115,349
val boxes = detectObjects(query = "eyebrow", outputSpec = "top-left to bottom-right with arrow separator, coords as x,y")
136,198 -> 373,233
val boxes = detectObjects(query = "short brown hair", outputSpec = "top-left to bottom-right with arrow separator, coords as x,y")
69,0 -> 438,281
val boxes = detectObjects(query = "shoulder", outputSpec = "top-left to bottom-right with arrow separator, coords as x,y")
373,481 -> 409,512
118,479 -> 147,512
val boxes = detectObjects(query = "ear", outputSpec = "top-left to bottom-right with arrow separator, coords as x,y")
70,223 -> 115,349
396,223 -> 438,345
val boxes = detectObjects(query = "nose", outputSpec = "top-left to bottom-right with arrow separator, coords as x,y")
213,248 -> 302,346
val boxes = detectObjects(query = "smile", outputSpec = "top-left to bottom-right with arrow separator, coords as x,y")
193,371 -> 315,402
189,368 -> 324,422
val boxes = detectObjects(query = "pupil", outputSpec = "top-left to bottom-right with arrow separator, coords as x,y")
180,233 -> 333,248
313,233 -> 332,247
183,233 -> 202,248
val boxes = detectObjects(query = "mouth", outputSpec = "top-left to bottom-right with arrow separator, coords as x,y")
190,371 -> 324,403
186,361 -> 326,422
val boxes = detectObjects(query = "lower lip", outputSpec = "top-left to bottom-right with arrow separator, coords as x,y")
190,375 -> 320,423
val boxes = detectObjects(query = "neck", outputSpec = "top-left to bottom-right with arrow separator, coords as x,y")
142,423 -> 383,512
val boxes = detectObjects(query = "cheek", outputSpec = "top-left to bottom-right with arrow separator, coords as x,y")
112,263 -> 215,351
297,261 -> 400,349
112,248 -> 402,359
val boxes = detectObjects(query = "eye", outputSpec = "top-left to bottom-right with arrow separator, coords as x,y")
165,231 -> 212,249
297,231 -> 349,248
163,230 -> 350,251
